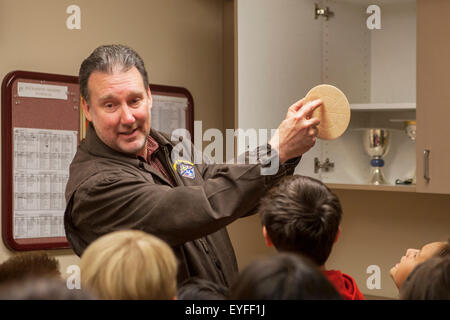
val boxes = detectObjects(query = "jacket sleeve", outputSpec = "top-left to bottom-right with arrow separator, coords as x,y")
69,145 -> 299,247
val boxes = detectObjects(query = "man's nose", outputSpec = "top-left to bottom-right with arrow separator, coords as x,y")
120,104 -> 135,124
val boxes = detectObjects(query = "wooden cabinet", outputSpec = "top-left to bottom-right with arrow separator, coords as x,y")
236,0 -> 450,194
230,1 -> 450,300
416,0 -> 450,194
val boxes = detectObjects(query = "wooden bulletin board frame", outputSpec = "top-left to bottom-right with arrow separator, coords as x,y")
2,70 -> 194,251
2,70 -> 80,251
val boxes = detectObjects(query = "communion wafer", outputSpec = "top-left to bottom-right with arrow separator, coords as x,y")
303,84 -> 350,140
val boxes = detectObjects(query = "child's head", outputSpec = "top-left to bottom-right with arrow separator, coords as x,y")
177,277 -> 228,300
227,252 -> 341,300
399,255 -> 450,300
390,240 -> 449,289
80,229 -> 178,300
0,252 -> 61,284
259,175 -> 342,266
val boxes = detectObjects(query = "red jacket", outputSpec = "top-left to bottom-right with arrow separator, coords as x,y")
323,270 -> 365,300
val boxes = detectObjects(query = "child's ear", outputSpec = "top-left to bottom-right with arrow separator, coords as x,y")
334,227 -> 341,244
262,226 -> 274,247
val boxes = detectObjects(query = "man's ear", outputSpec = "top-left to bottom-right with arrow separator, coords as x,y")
262,226 -> 274,247
81,98 -> 92,122
147,87 -> 152,110
334,226 -> 341,244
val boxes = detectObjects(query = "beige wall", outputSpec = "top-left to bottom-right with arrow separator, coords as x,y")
222,0 -> 235,132
0,0 -> 226,277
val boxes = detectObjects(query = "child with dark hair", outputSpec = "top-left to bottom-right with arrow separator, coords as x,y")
259,175 -> 364,300
399,255 -> 450,300
177,277 -> 227,300
0,252 -> 60,284
227,252 -> 341,300
390,239 -> 449,290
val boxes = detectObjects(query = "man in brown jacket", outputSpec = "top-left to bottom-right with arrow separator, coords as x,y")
64,44 -> 322,287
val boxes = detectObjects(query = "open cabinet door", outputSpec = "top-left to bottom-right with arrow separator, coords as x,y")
237,0 -> 418,187
236,0 -> 323,180
416,0 -> 450,194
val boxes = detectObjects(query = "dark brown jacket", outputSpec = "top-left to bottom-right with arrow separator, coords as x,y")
64,123 -> 299,287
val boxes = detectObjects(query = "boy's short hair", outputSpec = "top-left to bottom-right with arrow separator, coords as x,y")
80,230 -> 178,300
227,252 -> 341,300
259,175 -> 342,266
0,252 -> 60,284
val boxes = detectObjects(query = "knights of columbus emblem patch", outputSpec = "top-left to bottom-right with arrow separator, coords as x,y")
174,160 -> 195,179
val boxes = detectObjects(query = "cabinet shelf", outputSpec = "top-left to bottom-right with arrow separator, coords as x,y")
351,103 -> 416,111
327,183 -> 416,193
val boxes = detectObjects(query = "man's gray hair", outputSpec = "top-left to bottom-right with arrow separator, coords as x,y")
79,44 -> 149,103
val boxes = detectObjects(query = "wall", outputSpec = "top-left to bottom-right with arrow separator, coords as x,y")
223,0 -> 235,133
0,0 -> 226,277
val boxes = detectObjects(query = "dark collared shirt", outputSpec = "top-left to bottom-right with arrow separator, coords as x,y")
145,135 -> 175,187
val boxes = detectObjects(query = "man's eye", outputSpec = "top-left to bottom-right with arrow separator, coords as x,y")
128,99 -> 143,108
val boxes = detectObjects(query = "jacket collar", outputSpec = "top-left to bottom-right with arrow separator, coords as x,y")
149,128 -> 174,150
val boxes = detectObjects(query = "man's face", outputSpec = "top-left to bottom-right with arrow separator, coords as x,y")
82,67 -> 152,157
389,241 -> 446,289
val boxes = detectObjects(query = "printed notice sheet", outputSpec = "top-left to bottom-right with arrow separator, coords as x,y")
151,95 -> 188,136
17,82 -> 68,100
13,128 -> 77,239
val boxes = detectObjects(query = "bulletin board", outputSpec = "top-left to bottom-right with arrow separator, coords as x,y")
2,71 -> 80,251
2,70 -> 194,251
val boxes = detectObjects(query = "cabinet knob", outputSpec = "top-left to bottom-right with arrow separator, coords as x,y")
314,4 -> 334,20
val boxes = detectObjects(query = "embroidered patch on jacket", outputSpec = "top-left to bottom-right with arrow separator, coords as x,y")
173,160 -> 196,179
